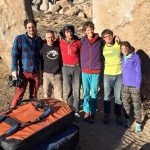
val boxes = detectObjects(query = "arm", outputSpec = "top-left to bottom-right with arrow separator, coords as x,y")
135,55 -> 142,88
11,35 -> 21,78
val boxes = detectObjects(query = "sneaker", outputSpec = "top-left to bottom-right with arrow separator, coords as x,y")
83,112 -> 91,121
103,114 -> 110,124
75,113 -> 81,118
124,119 -> 130,128
135,123 -> 142,133
116,116 -> 123,125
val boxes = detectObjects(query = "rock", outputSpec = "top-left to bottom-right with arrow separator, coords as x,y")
83,3 -> 92,18
65,6 -> 80,16
78,12 -> 86,18
51,4 -> 62,14
0,0 -> 33,67
58,0 -> 71,8
59,6 -> 69,15
40,0 -> 49,11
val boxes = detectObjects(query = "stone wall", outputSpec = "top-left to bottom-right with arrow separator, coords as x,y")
0,0 -> 33,67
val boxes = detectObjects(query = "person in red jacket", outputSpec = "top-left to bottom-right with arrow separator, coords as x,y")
60,25 -> 81,118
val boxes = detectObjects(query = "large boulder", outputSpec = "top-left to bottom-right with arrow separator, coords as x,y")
0,0 -> 34,67
93,0 -> 150,55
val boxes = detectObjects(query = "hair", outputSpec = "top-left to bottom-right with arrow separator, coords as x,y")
101,29 -> 113,38
24,19 -> 37,29
45,30 -> 54,35
120,41 -> 135,53
60,24 -> 75,38
82,21 -> 94,32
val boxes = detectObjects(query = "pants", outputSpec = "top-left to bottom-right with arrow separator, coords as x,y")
104,74 -> 122,105
82,72 -> 100,115
43,72 -> 63,100
11,72 -> 40,107
122,85 -> 142,123
62,65 -> 80,113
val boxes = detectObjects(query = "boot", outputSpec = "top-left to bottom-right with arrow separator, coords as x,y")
103,101 -> 111,124
135,122 -> 142,133
114,103 -> 123,125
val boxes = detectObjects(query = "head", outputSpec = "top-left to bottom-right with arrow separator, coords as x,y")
82,21 -> 95,39
120,41 -> 133,56
60,25 -> 75,40
45,30 -> 55,46
24,19 -> 37,37
101,29 -> 113,45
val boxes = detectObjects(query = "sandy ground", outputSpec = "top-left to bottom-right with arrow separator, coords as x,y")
0,59 -> 150,150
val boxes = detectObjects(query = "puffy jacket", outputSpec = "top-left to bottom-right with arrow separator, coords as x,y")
80,35 -> 103,70
60,38 -> 81,65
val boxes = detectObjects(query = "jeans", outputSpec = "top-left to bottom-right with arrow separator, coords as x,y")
104,74 -> 122,105
43,72 -> 63,101
62,65 -> 80,112
82,72 -> 100,115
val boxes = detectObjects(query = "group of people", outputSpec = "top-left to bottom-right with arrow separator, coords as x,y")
11,19 -> 142,133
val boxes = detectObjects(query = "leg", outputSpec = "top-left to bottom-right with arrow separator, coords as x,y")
72,66 -> 80,113
103,75 -> 113,114
62,66 -> 72,104
130,87 -> 142,123
43,72 -> 52,98
29,72 -> 40,99
82,72 -> 91,114
11,72 -> 28,107
52,74 -> 63,101
122,85 -> 131,115
90,73 -> 100,115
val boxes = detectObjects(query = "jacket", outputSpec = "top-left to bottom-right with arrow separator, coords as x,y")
80,34 -> 103,70
122,53 -> 142,88
59,37 -> 80,65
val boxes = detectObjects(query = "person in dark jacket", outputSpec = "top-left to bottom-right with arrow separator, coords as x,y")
80,21 -> 103,122
121,41 -> 142,132
11,19 -> 43,108
40,30 -> 63,100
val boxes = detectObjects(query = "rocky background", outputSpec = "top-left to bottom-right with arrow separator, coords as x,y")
32,0 -> 92,38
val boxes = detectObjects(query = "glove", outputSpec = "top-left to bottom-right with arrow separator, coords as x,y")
12,71 -> 18,79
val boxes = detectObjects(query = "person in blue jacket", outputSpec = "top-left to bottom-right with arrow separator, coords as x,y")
121,41 -> 142,133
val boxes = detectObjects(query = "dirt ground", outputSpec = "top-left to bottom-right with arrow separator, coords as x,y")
0,58 -> 150,150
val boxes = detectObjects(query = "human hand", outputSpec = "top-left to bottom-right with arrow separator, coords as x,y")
12,71 -> 18,79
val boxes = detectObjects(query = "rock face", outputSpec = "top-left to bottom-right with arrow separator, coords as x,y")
0,0 -> 33,67
93,0 -> 150,55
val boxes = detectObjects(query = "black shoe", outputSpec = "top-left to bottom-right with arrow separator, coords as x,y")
103,114 -> 110,124
88,114 -> 95,124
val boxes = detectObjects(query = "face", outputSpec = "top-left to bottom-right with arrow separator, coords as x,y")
121,45 -> 129,56
65,30 -> 73,40
26,23 -> 37,37
103,33 -> 113,44
85,27 -> 94,39
45,32 -> 55,46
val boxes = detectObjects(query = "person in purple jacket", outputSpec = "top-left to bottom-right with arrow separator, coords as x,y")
80,21 -> 103,122
121,41 -> 142,133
